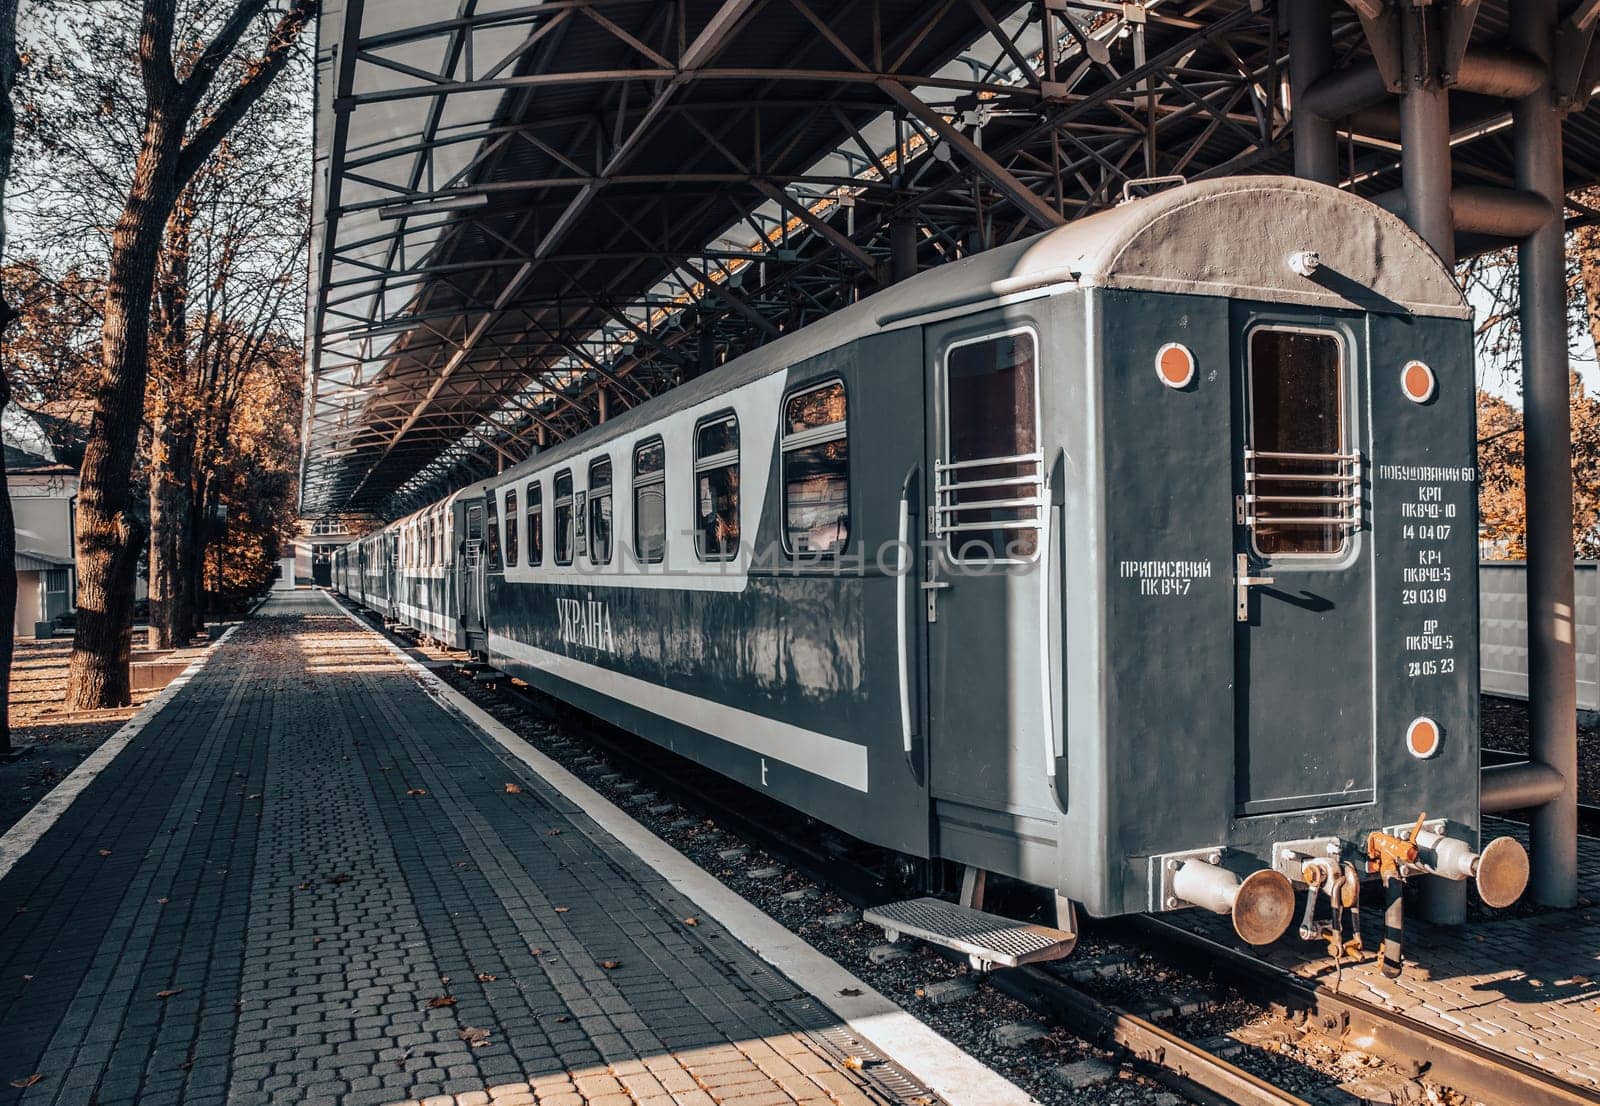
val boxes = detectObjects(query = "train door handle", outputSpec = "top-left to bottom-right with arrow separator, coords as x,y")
1234,552 -> 1276,621
919,579 -> 951,591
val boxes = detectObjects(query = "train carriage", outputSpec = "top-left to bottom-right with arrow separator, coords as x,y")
337,177 -> 1528,962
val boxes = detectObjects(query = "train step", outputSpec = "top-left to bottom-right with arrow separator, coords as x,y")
864,896 -> 1077,970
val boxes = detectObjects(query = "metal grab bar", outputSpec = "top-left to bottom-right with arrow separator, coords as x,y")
1246,471 -> 1360,483
935,451 -> 1043,472
1246,494 -> 1361,505
1242,449 -> 1363,535
897,472 -> 915,758
941,473 -> 1043,493
937,495 -> 1046,513
935,452 -> 1046,540
1246,449 -> 1360,462
942,519 -> 1046,534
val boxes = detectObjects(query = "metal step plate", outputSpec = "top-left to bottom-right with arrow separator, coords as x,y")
864,897 -> 1077,969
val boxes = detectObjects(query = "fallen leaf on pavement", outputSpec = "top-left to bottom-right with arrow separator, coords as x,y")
406,788 -> 427,797
838,988 -> 862,997
98,850 -> 111,858
683,917 -> 699,926
476,972 -> 497,983
156,989 -> 183,999
546,828 -> 560,836
842,1056 -> 863,1071
326,873 -> 351,885
10,1075 -> 41,1089
554,906 -> 569,913
427,995 -> 457,1009
599,960 -> 621,970
504,782 -> 522,794
459,1027 -> 491,1048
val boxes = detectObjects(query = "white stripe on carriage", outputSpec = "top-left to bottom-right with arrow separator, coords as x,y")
488,632 -> 869,793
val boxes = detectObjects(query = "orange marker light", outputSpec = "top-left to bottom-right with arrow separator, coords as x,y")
1401,360 -> 1436,403
1155,342 -> 1196,389
1406,716 -> 1442,759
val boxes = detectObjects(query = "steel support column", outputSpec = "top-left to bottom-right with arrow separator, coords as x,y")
1288,0 -> 1338,184
1515,0 -> 1578,909
1398,6 -> 1462,924
891,217 -> 918,283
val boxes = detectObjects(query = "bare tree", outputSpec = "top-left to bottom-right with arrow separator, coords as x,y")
148,144 -> 306,646
54,0 -> 315,707
1,0 -> 21,754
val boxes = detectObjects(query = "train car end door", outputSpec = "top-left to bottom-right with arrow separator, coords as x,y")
1232,317 -> 1376,815
922,315 -> 1060,864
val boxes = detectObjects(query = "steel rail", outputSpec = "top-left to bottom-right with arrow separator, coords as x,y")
1127,916 -> 1600,1106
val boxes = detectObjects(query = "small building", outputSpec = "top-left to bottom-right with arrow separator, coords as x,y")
277,517 -> 364,589
6,438 -> 78,639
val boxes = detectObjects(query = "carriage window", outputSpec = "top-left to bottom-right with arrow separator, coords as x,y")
504,489 -> 519,567
526,481 -> 543,566
589,458 -> 614,565
694,413 -> 740,560
782,381 -> 849,555
1247,328 -> 1351,556
485,492 -> 502,570
942,330 -> 1040,561
554,470 -> 574,565
634,437 -> 666,564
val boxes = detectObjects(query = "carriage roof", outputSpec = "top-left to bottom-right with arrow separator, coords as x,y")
475,176 -> 1467,488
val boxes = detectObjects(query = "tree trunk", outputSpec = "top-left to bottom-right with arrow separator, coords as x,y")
148,197 -> 194,651
1,0 -> 22,753
66,120 -> 181,710
148,418 -> 196,648
185,484 -> 208,638
0,369 -> 17,756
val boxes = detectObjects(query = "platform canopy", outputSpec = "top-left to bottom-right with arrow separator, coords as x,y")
303,0 -> 1600,520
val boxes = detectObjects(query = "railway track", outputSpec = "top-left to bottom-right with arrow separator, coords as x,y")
475,664 -> 1314,1106
357,608 -> 1596,1106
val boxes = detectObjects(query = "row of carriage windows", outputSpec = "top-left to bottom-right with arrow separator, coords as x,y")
490,379 -> 849,569
389,333 -> 1044,570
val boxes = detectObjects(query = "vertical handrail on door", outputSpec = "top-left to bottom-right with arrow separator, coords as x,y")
897,467 -> 918,759
1040,501 -> 1059,782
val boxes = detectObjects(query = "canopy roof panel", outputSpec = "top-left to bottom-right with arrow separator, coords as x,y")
304,0 -> 1600,520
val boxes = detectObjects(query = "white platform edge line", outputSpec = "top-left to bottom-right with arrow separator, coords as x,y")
325,592 -> 1038,1106
0,620 -> 245,883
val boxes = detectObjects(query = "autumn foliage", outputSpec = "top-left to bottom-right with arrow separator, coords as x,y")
1477,379 -> 1600,559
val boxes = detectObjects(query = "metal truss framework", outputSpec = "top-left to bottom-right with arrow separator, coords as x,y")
303,0 -> 1600,519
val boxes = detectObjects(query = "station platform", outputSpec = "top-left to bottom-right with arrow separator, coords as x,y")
0,592 -> 1004,1106
1177,829 -> 1600,1090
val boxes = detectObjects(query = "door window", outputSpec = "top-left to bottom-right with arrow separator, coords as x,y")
634,437 -> 666,564
526,481 -> 543,566
940,330 -> 1041,561
782,381 -> 849,555
485,492 -> 501,569
589,457 -> 614,565
694,413 -> 740,561
554,470 -> 574,565
504,489 -> 519,566
1246,328 -> 1354,556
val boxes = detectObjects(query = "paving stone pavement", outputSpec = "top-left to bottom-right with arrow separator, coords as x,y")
1179,824 -> 1600,1089
0,593 -> 935,1106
